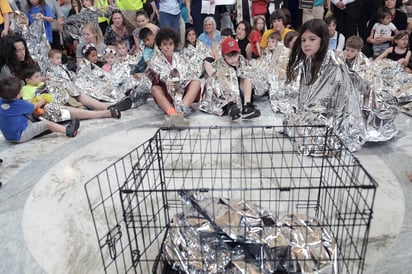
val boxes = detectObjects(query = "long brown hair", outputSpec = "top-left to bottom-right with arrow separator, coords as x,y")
286,19 -> 329,85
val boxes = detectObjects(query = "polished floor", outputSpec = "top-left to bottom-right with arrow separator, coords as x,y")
0,97 -> 411,274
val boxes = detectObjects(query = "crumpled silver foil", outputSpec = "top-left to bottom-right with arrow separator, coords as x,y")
249,42 -> 288,97
179,40 -> 213,79
75,59 -> 124,103
199,55 -> 250,115
16,15 -> 50,72
64,7 -> 103,41
162,192 -> 337,274
277,50 -> 366,153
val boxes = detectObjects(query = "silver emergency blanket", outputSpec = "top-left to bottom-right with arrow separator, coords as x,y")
16,15 -> 50,72
179,40 -> 213,79
162,191 -> 337,273
249,43 -> 289,97
199,55 -> 251,115
279,50 -> 366,154
64,7 -> 107,41
32,85 -> 71,122
75,59 -> 124,103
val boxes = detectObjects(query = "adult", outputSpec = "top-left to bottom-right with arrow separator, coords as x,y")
190,0 -> 205,36
0,0 -> 12,37
365,0 -> 407,57
115,0 -> 143,28
103,9 -> 134,49
158,0 -> 181,34
330,0 -> 365,40
0,35 -> 36,80
95,0 -> 112,34
235,20 -> 251,59
76,23 -> 106,65
302,0 -> 329,24
198,16 -> 221,49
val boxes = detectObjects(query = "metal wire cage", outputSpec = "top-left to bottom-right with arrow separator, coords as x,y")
84,126 -> 377,274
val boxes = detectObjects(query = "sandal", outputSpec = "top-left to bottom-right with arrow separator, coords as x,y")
110,107 -> 121,119
66,119 -> 80,137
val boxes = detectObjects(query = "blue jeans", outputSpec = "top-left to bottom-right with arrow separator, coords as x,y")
159,12 -> 180,34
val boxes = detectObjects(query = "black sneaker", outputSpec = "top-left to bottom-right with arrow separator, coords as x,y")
66,119 -> 80,137
242,103 -> 261,119
226,102 -> 241,120
108,96 -> 132,111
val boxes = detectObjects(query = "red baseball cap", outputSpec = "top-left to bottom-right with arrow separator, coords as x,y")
221,38 -> 240,55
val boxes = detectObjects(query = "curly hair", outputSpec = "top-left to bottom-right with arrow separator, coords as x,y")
155,27 -> 179,48
0,35 -> 36,81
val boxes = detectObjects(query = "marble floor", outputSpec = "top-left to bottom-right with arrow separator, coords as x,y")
0,97 -> 411,274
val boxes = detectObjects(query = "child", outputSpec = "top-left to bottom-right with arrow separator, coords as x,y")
247,15 -> 265,59
131,10 -> 159,54
22,63 -> 122,121
201,37 -> 261,119
82,43 -> 104,67
25,0 -> 55,44
47,49 -> 131,111
116,39 -> 130,62
367,7 -> 398,58
102,46 -> 117,72
284,30 -> 298,49
376,31 -> 411,70
139,27 -> 155,65
283,19 -> 365,153
324,16 -> 345,54
342,35 -> 368,71
260,8 -> 292,49
145,27 -> 201,127
0,76 -> 80,142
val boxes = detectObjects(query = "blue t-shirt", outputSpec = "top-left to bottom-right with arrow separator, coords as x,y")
198,31 -> 221,48
26,4 -> 55,43
142,46 -> 154,62
0,99 -> 34,141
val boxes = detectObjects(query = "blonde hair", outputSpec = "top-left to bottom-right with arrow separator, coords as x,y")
82,23 -> 104,46
48,49 -> 61,59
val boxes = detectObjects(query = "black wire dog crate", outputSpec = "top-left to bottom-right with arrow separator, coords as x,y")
85,126 -> 377,274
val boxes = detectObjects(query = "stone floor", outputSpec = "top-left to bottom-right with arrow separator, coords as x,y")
0,97 -> 411,274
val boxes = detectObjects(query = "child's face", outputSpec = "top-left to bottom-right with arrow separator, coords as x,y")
267,38 -> 277,50
255,19 -> 265,32
381,15 -> 392,25
344,47 -> 360,60
83,28 -> 95,43
82,0 -> 92,8
26,71 -> 42,86
50,53 -> 62,65
223,52 -> 240,67
186,30 -> 197,45
104,53 -> 116,65
327,21 -> 336,37
86,50 -> 98,63
159,38 -> 175,60
236,23 -> 247,40
143,34 -> 155,48
396,34 -> 409,48
116,44 -> 128,56
136,15 -> 149,28
272,19 -> 284,32
301,30 -> 321,58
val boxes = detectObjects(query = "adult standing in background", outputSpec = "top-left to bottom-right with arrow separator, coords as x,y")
302,0 -> 330,24
330,0 -> 363,39
0,0 -> 12,37
159,0 -> 181,34
95,0 -> 112,34
190,0 -> 205,37
104,9 -> 134,49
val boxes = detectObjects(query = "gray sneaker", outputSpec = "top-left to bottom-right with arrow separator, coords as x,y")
166,113 -> 190,127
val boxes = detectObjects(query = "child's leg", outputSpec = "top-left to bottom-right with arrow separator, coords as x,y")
18,120 -> 52,143
182,80 -> 201,108
152,84 -> 175,115
77,94 -> 110,110
64,106 -> 117,119
45,120 -> 67,134
239,78 -> 253,104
